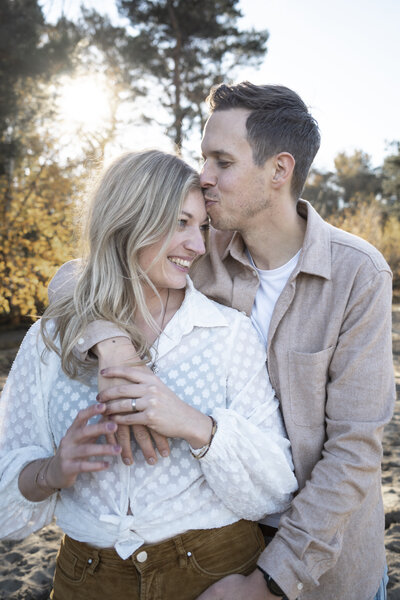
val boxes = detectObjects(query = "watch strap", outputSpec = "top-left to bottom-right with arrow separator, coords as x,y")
256,566 -> 287,598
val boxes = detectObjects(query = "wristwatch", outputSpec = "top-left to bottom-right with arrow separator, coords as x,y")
256,566 -> 288,598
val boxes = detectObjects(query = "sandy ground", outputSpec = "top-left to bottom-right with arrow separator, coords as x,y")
0,312 -> 399,600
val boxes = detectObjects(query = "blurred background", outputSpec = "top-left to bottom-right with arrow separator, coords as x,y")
1,0 -> 400,328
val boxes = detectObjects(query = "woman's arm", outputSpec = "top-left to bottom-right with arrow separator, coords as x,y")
97,313 -> 298,520
0,323 -> 119,539
48,261 -> 170,467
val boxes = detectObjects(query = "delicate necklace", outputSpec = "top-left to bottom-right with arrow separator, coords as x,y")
150,288 -> 170,374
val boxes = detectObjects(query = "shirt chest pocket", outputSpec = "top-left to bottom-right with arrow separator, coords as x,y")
288,346 -> 335,428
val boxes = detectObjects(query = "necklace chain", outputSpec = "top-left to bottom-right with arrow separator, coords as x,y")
150,288 -> 170,373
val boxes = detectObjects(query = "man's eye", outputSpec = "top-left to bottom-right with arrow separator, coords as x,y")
217,161 -> 230,168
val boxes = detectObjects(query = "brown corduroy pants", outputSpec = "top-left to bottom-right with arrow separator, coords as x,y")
50,519 -> 265,600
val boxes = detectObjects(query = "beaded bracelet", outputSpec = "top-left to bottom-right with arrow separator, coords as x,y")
34,458 -> 61,494
190,416 -> 218,459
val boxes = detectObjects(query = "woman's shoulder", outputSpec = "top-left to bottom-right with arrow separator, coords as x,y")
48,259 -> 81,304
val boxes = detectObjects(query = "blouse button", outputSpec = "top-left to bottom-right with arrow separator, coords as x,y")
136,551 -> 148,563
78,337 -> 85,345
297,582 -> 304,591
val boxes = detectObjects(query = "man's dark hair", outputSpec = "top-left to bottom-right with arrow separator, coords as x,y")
206,81 -> 321,199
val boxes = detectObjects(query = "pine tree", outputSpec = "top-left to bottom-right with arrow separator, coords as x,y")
117,0 -> 268,150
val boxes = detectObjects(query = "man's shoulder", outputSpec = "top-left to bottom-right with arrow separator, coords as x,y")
301,199 -> 391,275
327,222 -> 391,274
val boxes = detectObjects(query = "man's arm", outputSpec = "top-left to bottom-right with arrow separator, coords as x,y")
48,260 -> 131,361
258,269 -> 395,598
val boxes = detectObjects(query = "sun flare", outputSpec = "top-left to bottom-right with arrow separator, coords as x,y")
56,75 -> 112,132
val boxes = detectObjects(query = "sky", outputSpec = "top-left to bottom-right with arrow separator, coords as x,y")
41,0 -> 400,172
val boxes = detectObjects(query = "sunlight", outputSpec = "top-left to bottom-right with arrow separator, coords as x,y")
56,75 -> 112,132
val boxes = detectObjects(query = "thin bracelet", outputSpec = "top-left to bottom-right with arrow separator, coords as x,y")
190,416 -> 218,459
35,458 -> 61,494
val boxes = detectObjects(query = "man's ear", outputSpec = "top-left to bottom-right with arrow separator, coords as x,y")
271,152 -> 295,188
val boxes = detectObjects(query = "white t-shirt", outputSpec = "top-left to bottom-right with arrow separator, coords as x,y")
247,250 -> 300,528
0,277 -> 297,559
248,250 -> 301,350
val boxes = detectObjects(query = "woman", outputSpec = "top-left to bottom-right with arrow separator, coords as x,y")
0,150 -> 297,600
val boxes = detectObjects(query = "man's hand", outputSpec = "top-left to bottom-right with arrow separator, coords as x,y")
195,570 -> 281,600
98,365 -> 213,447
94,337 -> 170,466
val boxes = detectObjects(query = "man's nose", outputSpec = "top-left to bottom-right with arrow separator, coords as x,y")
199,162 -> 216,189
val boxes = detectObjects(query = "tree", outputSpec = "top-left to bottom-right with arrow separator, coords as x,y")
382,141 -> 400,217
0,132 -> 80,324
116,0 -> 268,150
333,150 -> 382,208
0,0 -> 76,176
303,168 -> 341,218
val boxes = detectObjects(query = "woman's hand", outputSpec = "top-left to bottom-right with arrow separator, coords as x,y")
95,338 -> 170,466
19,403 -> 122,502
97,366 -> 213,449
46,403 -> 122,490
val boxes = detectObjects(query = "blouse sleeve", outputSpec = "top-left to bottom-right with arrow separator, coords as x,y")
0,322 -> 58,540
197,313 -> 298,520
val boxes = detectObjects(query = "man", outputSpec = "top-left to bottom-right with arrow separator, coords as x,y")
49,82 -> 395,599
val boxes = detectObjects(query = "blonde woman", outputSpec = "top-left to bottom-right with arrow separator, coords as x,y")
0,151 -> 297,600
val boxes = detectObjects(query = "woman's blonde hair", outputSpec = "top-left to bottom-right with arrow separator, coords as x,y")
41,150 -> 201,378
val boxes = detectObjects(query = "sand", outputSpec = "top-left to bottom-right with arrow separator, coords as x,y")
0,311 -> 399,600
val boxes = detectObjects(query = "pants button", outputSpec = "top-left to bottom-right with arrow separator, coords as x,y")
136,550 -> 148,563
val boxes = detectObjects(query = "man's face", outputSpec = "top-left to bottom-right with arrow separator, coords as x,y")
200,108 -> 274,232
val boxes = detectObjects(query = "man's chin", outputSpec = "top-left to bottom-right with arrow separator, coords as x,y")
209,216 -> 235,232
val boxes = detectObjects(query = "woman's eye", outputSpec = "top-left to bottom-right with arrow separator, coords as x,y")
178,219 -> 187,228
200,222 -> 210,232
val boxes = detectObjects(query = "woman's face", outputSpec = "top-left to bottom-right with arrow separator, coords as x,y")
139,188 -> 208,292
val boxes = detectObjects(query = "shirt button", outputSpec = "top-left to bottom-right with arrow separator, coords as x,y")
252,271 -> 257,277
136,551 -> 148,563
87,558 -> 93,564
297,582 -> 304,591
78,337 -> 85,345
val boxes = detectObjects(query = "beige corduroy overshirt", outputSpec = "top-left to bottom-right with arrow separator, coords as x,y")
191,199 -> 395,600
49,200 -> 396,600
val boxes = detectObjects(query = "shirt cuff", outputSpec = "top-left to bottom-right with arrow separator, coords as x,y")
257,534 -> 319,600
75,321 -> 130,359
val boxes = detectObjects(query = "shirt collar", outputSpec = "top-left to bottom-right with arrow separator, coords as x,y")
295,199 -> 331,280
155,276 -> 229,359
222,199 -> 332,281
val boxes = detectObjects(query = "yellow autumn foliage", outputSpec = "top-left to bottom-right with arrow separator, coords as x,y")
0,158 -> 82,323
